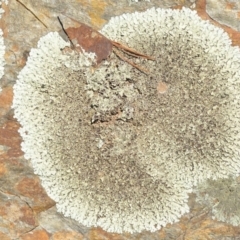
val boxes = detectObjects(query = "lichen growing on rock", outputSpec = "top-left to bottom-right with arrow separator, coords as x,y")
13,31 -> 191,233
195,177 -> 240,226
13,7 -> 240,234
100,7 -> 240,186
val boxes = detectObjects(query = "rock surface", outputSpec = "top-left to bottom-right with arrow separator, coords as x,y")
206,0 -> 240,31
0,0 -> 240,239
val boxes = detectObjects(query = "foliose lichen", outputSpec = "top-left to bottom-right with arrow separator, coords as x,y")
100,7 -> 240,186
195,177 -> 240,226
13,7 -> 240,234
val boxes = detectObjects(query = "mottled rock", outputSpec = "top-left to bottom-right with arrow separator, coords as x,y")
38,207 -> 89,234
87,228 -> 125,240
196,0 -> 240,46
0,192 -> 38,239
0,162 -> 7,176
0,119 -> 23,157
0,119 -> 33,196
0,232 -> 11,240
15,177 -> 55,213
20,228 -> 50,240
51,231 -> 83,240
206,0 -> 240,31
0,86 -> 13,119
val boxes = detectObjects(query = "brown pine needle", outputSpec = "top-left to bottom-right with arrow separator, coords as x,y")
113,48 -> 150,74
111,40 -> 155,61
119,47 -> 150,59
16,0 -> 48,29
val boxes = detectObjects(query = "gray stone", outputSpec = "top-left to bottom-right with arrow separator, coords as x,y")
38,206 -> 89,234
206,0 -> 240,31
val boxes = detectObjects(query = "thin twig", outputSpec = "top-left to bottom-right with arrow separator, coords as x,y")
113,48 -> 149,74
16,0 -> 48,29
111,40 -> 155,60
